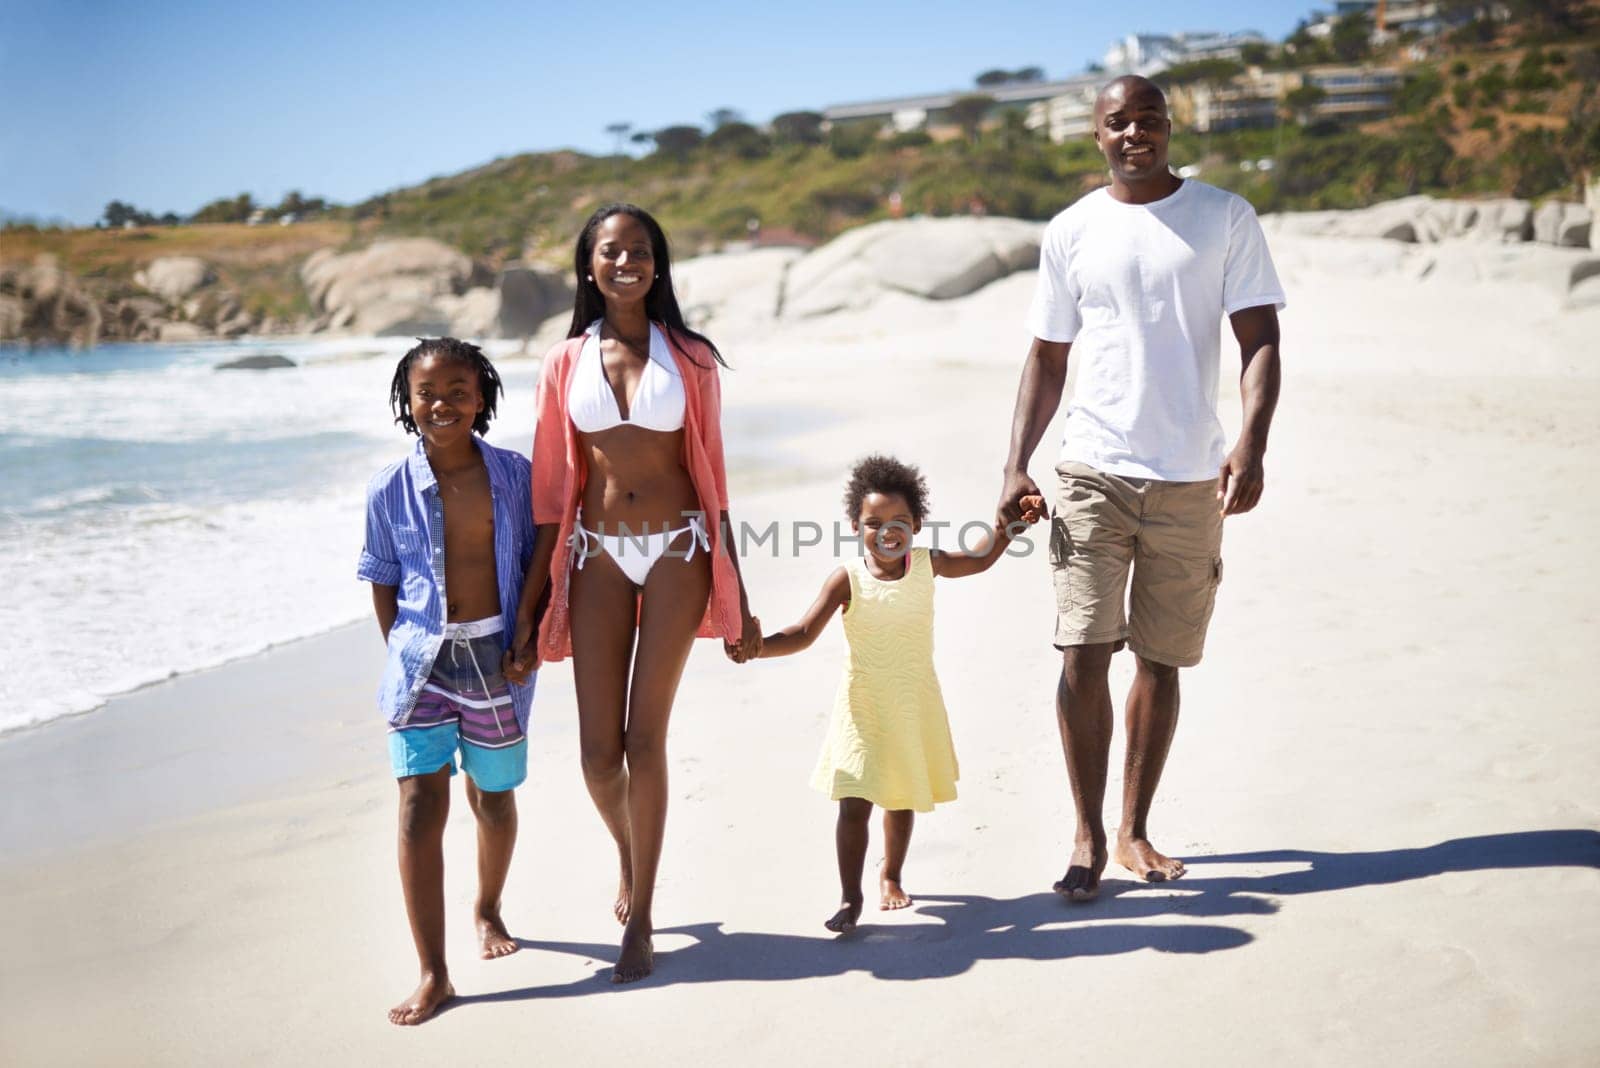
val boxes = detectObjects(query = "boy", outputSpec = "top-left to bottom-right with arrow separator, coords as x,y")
357,337 -> 536,1025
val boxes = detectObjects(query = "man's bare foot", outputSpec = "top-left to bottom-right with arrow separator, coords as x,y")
879,865 -> 912,910
824,898 -> 864,933
1053,838 -> 1109,902
387,972 -> 454,1026
1115,835 -> 1186,882
476,909 -> 519,960
611,922 -> 654,984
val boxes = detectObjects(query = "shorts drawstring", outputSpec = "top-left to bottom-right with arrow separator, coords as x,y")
449,629 -> 507,738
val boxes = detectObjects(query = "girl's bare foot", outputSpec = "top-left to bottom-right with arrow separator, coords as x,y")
878,865 -> 912,910
476,909 -> 519,960
824,898 -> 863,933
612,920 -> 654,983
1053,838 -> 1108,902
387,972 -> 454,1026
1115,835 -> 1186,882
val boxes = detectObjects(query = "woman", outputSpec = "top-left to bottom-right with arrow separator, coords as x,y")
512,204 -> 761,983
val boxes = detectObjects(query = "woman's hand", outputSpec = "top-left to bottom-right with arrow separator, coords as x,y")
725,610 -> 762,663
502,617 -> 540,683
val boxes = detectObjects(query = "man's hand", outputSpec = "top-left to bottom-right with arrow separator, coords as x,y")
502,617 -> 540,683
1217,441 -> 1266,517
998,469 -> 1043,527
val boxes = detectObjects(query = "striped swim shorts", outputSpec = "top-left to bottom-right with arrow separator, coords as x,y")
388,617 -> 527,791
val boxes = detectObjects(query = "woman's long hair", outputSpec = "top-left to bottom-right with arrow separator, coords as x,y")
566,203 -> 726,367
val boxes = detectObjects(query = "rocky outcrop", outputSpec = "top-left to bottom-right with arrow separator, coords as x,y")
0,256 -> 102,345
782,217 -> 1043,318
300,238 -> 491,336
1266,195 -> 1587,247
134,256 -> 215,303
675,248 -> 800,334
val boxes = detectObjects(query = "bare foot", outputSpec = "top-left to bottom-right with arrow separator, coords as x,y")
1115,835 -> 1186,882
824,898 -> 863,933
614,856 -> 633,926
1052,838 -> 1108,902
476,909 -> 519,960
879,865 -> 912,910
612,922 -> 654,984
387,972 -> 454,1026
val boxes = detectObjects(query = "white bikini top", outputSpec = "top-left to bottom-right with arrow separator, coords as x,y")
567,320 -> 686,434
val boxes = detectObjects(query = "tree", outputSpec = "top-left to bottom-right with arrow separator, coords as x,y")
1240,42 -> 1273,66
975,68 -> 1012,87
604,121 -> 632,155
705,121 -> 770,159
651,125 -> 704,161
1331,11 -> 1373,63
1284,84 -> 1327,125
1012,66 -> 1044,83
770,110 -> 825,145
191,193 -> 256,224
102,200 -> 155,227
705,107 -> 743,130
947,94 -> 995,143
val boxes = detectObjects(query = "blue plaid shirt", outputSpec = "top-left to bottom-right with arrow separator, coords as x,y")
357,436 -> 536,728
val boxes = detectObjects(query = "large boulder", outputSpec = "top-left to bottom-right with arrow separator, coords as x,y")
437,287 -> 501,339
135,256 -> 215,303
1469,199 -> 1534,243
674,247 -> 801,335
300,238 -> 482,336
497,266 -> 574,338
1532,202 -> 1592,248
782,216 -> 1044,318
157,321 -> 208,342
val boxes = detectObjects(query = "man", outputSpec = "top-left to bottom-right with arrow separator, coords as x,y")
998,76 -> 1285,901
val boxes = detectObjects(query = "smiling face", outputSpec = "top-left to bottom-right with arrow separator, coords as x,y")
853,491 -> 920,565
407,353 -> 484,451
588,212 -> 657,313
1093,77 -> 1173,187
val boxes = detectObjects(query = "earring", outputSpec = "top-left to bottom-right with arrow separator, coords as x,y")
586,274 -> 594,282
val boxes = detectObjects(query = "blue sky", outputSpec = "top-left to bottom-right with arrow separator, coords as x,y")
1,0 -> 1309,225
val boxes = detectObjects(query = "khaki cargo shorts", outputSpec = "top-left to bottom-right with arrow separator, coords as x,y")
1049,461 -> 1224,667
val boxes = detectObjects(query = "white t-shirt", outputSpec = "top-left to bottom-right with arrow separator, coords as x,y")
1026,179 -> 1286,482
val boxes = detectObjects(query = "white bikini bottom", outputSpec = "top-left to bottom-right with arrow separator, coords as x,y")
570,512 -> 711,587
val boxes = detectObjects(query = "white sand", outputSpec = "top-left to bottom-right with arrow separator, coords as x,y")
2,235 -> 1597,1065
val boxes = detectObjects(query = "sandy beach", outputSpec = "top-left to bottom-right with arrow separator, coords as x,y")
3,234 -> 1598,1065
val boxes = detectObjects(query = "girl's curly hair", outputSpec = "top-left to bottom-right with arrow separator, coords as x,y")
844,454 -> 930,522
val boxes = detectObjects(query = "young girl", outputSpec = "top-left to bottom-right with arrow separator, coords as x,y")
757,455 -> 1041,932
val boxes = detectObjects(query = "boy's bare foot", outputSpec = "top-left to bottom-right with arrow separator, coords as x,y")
612,921 -> 654,983
824,898 -> 864,933
476,909 -> 519,960
1115,835 -> 1186,882
388,972 -> 454,1026
1053,838 -> 1108,902
879,865 -> 912,910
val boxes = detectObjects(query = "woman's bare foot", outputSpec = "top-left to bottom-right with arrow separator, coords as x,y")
824,898 -> 864,933
612,921 -> 654,983
613,872 -> 632,926
387,972 -> 454,1026
879,865 -> 912,910
1053,838 -> 1108,902
476,909 -> 519,960
1115,835 -> 1186,882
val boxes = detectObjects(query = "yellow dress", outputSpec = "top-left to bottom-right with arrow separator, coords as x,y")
810,547 -> 959,812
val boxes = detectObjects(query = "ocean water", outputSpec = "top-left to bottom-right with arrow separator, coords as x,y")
0,338 -> 539,734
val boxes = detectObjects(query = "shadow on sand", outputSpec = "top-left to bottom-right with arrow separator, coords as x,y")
450,829 -> 1598,1004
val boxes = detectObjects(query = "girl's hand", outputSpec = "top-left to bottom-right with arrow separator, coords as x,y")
725,612 -> 762,663
1019,494 -> 1046,525
503,617 -> 540,683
